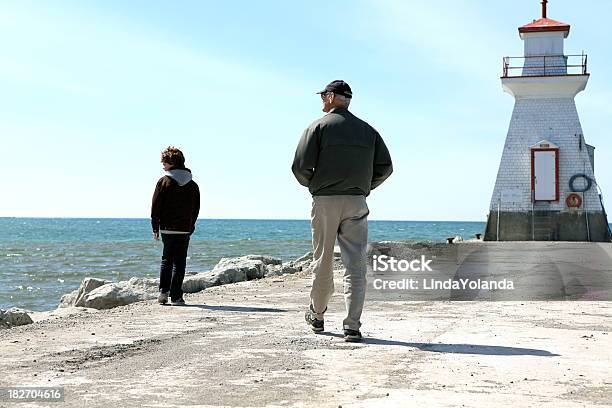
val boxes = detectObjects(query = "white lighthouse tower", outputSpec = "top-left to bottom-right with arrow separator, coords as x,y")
485,1 -> 611,242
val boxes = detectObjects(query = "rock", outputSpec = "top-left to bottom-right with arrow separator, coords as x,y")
182,273 -> 218,293
265,261 -> 306,277
58,290 -> 78,309
0,310 -> 7,329
283,263 -> 303,274
244,254 -> 282,266
296,258 -> 313,270
212,256 -> 267,281
295,251 -> 313,263
212,267 -> 248,283
0,308 -> 34,328
83,284 -> 141,309
125,277 -> 159,292
83,278 -> 159,310
59,277 -> 111,308
185,256 -> 277,293
265,265 -> 282,276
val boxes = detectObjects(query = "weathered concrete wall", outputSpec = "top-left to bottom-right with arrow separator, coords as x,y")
484,211 -> 611,242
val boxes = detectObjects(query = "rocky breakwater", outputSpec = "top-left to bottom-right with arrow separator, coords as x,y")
58,240 -> 459,311
59,277 -> 160,310
59,253 -> 314,310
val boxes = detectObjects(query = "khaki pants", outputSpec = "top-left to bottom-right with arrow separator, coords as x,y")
310,195 -> 369,331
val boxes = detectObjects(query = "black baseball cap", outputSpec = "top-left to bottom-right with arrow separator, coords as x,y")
316,80 -> 352,98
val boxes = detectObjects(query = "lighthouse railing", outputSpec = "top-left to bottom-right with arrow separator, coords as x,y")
502,53 -> 588,78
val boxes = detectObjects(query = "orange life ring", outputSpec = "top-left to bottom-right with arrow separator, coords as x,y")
566,193 -> 583,208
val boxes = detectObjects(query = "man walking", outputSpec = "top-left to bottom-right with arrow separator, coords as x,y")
292,80 -> 393,342
151,146 -> 200,306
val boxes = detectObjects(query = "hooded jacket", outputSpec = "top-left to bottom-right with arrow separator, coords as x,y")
292,107 -> 393,196
151,168 -> 200,234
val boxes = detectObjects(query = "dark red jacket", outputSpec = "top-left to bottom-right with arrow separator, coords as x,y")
151,168 -> 200,234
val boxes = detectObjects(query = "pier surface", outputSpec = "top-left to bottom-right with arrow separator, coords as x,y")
1,242 -> 611,407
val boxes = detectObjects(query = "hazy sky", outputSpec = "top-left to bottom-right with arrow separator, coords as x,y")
1,0 -> 611,221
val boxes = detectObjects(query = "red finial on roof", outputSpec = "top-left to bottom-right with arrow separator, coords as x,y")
518,0 -> 570,37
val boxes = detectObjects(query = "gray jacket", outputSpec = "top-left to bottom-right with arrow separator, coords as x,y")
292,108 -> 393,196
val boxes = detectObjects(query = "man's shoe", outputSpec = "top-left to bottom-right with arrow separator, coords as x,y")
158,291 -> 169,305
171,297 -> 186,306
304,308 -> 324,333
343,329 -> 363,343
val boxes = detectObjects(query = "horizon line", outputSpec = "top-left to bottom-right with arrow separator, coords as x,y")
0,216 -> 486,223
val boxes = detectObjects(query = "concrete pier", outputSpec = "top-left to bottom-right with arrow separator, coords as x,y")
0,242 -> 610,407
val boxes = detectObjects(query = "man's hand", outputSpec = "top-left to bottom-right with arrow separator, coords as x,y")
153,231 -> 159,241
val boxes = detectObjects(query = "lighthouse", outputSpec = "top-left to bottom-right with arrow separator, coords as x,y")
484,1 -> 611,242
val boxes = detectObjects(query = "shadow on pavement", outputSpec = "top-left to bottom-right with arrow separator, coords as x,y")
180,304 -> 287,313
319,333 -> 560,356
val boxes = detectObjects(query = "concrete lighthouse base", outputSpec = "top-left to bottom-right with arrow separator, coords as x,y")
484,211 -> 611,242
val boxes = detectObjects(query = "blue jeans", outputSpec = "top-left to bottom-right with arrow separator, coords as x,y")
159,234 -> 190,300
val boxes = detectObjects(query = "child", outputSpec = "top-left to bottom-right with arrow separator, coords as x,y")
151,146 -> 200,305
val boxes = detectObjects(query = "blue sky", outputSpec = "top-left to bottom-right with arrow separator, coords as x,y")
1,0 -> 611,221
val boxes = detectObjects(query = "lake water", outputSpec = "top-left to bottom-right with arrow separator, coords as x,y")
0,218 -> 485,311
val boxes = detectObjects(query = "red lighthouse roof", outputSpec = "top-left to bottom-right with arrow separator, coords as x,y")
518,0 -> 570,36
519,18 -> 570,35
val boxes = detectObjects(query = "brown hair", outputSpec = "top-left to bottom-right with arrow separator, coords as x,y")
160,146 -> 185,168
